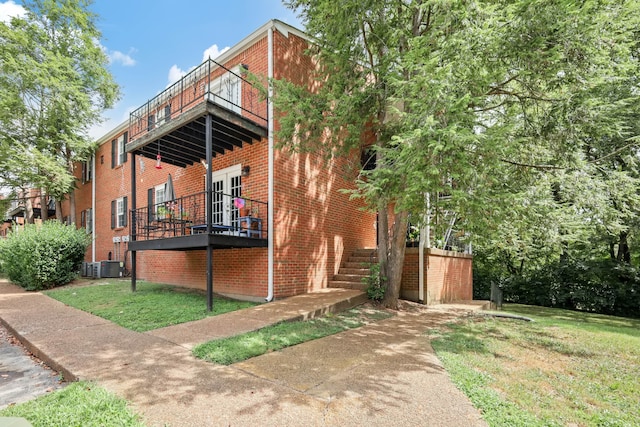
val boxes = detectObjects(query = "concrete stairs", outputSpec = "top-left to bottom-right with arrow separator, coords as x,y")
329,248 -> 378,291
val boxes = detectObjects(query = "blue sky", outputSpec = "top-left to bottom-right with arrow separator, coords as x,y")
0,1 -> 303,139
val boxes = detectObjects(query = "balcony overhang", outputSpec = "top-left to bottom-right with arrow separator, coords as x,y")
128,233 -> 267,251
126,101 -> 267,168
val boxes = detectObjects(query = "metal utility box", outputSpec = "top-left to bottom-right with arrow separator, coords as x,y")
80,261 -> 89,277
99,261 -> 124,278
91,262 -> 101,279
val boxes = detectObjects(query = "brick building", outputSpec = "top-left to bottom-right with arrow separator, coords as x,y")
71,20 -> 472,305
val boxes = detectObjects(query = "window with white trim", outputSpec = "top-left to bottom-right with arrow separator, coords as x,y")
208,67 -> 242,114
111,132 -> 128,168
154,184 -> 166,218
111,196 -> 128,229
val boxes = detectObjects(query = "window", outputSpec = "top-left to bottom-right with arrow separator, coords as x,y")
111,197 -> 127,229
154,184 -> 166,219
147,114 -> 155,131
111,132 -> 128,168
207,68 -> 241,114
81,159 -> 92,184
80,208 -> 92,233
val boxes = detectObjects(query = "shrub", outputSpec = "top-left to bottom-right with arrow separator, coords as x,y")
0,221 -> 90,291
474,256 -> 640,318
363,263 -> 386,302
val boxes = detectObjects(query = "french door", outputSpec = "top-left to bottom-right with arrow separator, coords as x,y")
210,165 -> 241,229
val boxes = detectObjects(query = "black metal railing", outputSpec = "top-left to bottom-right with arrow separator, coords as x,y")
131,191 -> 268,242
128,58 -> 268,141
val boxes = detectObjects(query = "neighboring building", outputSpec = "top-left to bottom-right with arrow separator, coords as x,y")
1,189 -> 56,237
70,20 -> 472,305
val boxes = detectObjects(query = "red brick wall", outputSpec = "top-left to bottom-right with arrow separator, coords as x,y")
401,248 -> 473,304
71,25 -> 376,301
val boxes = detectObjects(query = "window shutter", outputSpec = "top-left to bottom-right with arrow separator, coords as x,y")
81,162 -> 87,184
87,208 -> 92,232
111,200 -> 115,229
147,188 -> 154,223
80,210 -> 86,228
111,140 -> 116,168
123,197 -> 128,227
121,132 -> 129,164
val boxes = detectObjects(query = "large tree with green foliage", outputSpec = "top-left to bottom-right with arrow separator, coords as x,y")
274,0 -> 640,308
0,0 -> 119,223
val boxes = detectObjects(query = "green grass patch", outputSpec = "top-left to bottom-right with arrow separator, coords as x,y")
430,304 -> 640,427
194,306 -> 393,365
45,280 -> 258,332
0,381 -> 144,426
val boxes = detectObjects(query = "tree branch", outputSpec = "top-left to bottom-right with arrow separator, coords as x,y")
500,158 -> 565,170
587,140 -> 639,164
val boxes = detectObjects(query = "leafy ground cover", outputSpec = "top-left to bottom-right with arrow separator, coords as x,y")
45,280 -> 257,332
0,381 -> 144,426
193,306 -> 394,364
430,304 -> 640,427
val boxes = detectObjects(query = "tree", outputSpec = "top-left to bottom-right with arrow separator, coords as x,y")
274,0 -> 640,308
0,0 -> 119,223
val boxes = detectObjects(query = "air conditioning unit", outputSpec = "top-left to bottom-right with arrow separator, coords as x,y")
91,262 -> 101,279
81,261 -> 89,277
100,260 -> 124,278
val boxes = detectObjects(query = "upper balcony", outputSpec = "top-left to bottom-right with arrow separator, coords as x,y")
126,58 -> 268,168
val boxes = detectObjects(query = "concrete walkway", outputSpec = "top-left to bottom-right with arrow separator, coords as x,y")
0,280 -> 488,427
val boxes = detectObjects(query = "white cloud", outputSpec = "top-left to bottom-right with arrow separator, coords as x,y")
201,44 -> 229,62
167,64 -> 187,86
166,43 -> 230,87
0,0 -> 26,23
109,50 -> 136,67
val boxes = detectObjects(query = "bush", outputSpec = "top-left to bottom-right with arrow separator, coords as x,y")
0,221 -> 90,291
363,263 -> 386,302
474,256 -> 640,318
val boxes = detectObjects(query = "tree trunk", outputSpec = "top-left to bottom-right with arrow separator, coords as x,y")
66,148 -> 77,225
382,209 -> 409,309
24,195 -> 34,224
55,200 -> 63,222
616,231 -> 631,264
68,189 -> 77,225
377,200 -> 390,302
39,191 -> 48,221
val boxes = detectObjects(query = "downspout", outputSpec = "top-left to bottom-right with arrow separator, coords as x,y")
418,193 -> 430,303
91,154 -> 96,263
266,24 -> 275,302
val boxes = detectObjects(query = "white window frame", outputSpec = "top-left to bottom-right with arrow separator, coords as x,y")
207,66 -> 242,114
116,197 -> 126,228
154,184 -> 166,218
117,134 -> 126,166
85,208 -> 92,233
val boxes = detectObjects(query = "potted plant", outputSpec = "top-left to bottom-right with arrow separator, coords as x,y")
157,205 -> 170,219
233,197 -> 251,217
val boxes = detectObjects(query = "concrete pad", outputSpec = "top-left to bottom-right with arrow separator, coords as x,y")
0,280 -> 488,426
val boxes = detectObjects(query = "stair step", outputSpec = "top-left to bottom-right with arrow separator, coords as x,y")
343,261 -> 375,269
349,256 -> 378,263
334,273 -> 368,282
328,281 -> 368,291
352,249 -> 377,256
338,268 -> 370,275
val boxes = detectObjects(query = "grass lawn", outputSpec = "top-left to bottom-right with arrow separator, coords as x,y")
429,304 -> 640,427
0,381 -> 144,426
193,306 -> 394,365
45,280 -> 258,332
